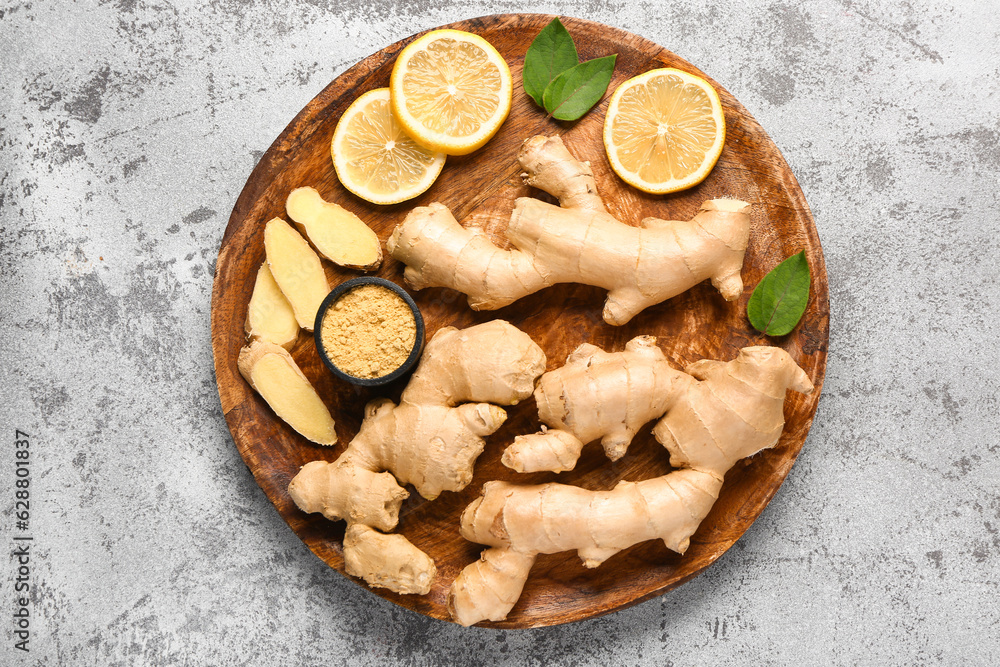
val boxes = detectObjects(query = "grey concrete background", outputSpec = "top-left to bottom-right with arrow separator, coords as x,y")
1,0 -> 998,664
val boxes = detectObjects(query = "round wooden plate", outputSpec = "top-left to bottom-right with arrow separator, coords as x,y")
211,14 -> 829,628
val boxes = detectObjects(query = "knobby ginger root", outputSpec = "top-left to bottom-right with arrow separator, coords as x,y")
287,320 -> 546,594
504,341 -> 814,474
286,187 -> 382,271
503,337 -> 691,472
245,263 -> 299,349
388,135 -> 751,326
449,342 -> 813,626
264,218 -> 330,330
238,340 -> 337,446
653,349 -> 813,475
451,470 -> 722,627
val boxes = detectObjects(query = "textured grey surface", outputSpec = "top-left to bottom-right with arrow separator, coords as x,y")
1,0 -> 998,664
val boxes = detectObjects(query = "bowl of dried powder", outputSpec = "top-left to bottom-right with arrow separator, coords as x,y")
313,277 -> 425,387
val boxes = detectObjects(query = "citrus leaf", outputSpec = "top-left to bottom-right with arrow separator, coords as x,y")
523,18 -> 578,107
746,250 -> 811,336
542,55 -> 617,121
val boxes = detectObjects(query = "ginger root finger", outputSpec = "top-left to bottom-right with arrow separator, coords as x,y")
399,320 -> 545,408
343,525 -> 436,595
264,218 -> 330,330
238,341 -> 336,446
352,399 -> 508,501
388,203 -> 543,310
501,429 -> 584,474
287,320 -> 546,596
518,134 -> 607,214
388,135 -> 750,325
286,186 -> 382,271
448,547 -> 536,627
245,263 -> 299,349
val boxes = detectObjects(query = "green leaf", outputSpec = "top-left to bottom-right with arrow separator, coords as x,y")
523,18 -> 579,107
746,250 -> 811,336
542,55 -> 617,121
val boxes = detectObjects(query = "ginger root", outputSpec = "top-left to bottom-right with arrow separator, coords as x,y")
264,218 -> 330,330
238,340 -> 337,446
245,263 -> 299,349
449,341 -> 813,626
504,341 -> 814,475
288,320 -> 546,594
503,336 -> 691,472
388,135 -> 750,325
286,187 -> 382,271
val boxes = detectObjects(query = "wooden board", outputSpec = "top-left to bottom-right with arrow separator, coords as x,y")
210,14 -> 829,628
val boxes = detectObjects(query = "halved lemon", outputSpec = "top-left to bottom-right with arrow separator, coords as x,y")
390,29 -> 512,156
331,88 -> 446,205
603,68 -> 726,194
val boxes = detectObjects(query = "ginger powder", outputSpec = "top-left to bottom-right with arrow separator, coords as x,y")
320,284 -> 417,379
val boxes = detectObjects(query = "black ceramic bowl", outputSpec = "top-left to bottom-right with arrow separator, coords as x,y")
313,277 -> 425,387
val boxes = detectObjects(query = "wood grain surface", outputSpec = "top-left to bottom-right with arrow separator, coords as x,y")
210,14 -> 829,628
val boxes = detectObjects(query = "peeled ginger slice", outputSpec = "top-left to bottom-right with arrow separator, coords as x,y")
238,341 -> 337,445
264,218 -> 330,331
245,263 -> 299,348
286,187 -> 382,271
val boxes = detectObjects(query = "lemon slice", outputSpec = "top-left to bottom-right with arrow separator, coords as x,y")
331,88 -> 446,205
603,68 -> 725,194
390,29 -> 512,156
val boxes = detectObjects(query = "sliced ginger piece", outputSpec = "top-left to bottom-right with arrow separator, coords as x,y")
245,263 -> 299,348
238,340 -> 336,445
264,218 -> 330,330
286,187 -> 382,271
